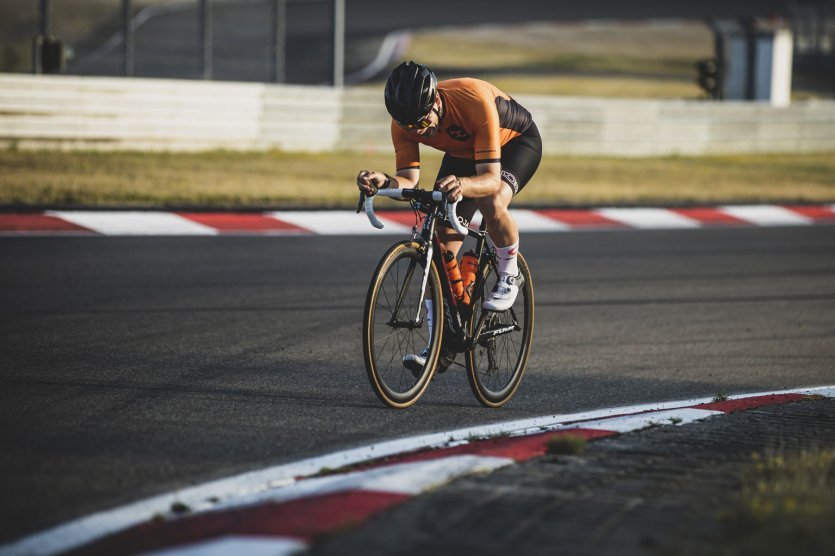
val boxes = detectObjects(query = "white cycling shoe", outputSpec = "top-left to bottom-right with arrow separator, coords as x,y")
403,348 -> 454,377
482,273 -> 521,312
403,348 -> 429,376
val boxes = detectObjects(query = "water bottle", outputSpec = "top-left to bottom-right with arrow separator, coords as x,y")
442,248 -> 465,303
460,250 -> 478,305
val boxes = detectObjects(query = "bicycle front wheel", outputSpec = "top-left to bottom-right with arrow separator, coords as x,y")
466,252 -> 534,408
363,241 -> 444,408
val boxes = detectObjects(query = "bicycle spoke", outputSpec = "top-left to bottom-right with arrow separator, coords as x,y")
466,255 -> 532,407
364,242 -> 441,408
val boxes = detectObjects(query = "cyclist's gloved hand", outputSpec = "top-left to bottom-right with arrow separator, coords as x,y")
356,170 -> 381,197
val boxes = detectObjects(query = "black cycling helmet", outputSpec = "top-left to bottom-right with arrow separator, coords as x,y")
384,61 -> 437,125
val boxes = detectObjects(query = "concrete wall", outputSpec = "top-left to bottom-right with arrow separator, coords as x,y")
1,74 -> 834,155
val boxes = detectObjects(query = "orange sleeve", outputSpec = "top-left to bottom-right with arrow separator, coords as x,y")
472,91 -> 501,163
391,121 -> 421,171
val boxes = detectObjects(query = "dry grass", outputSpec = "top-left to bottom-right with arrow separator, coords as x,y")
0,149 -> 389,207
403,21 -> 830,100
530,153 -> 835,205
2,148 -> 833,208
408,21 -> 714,70
711,447 -> 835,555
405,21 -> 713,99
485,74 -> 703,99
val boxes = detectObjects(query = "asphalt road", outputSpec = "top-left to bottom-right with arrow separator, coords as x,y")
68,0 -> 808,83
1,225 -> 834,544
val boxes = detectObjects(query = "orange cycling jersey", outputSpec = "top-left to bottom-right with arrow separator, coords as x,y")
391,78 -> 533,172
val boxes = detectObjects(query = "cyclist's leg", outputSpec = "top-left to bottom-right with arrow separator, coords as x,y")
435,154 -> 477,256
427,155 -> 478,372
477,122 -> 542,245
478,123 -> 542,310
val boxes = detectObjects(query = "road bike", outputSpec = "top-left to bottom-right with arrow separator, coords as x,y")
360,188 -> 534,409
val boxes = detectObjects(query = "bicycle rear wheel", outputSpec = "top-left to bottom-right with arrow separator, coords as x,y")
363,241 -> 443,408
466,252 -> 534,407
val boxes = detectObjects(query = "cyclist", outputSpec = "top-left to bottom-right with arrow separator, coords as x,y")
357,61 -> 542,370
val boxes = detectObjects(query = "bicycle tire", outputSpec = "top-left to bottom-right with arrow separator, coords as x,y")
363,241 -> 444,408
465,251 -> 534,407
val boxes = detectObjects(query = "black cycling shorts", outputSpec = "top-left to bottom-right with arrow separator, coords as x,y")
435,122 -> 542,228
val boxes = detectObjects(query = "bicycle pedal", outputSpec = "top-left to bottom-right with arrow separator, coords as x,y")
436,353 -> 458,374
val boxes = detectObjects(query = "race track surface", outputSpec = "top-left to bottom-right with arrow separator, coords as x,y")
1,225 -> 833,543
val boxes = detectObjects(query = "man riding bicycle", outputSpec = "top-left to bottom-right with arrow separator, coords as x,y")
357,61 -> 542,370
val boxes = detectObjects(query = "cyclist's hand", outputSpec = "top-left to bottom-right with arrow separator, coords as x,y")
357,170 -> 383,196
436,175 -> 463,203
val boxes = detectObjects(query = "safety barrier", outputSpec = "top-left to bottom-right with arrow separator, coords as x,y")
1,73 -> 834,155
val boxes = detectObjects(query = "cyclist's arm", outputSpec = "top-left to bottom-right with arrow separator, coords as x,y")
356,167 -> 419,196
436,162 -> 501,202
392,168 -> 419,189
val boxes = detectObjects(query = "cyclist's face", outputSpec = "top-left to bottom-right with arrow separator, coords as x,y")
398,96 -> 440,137
414,108 -> 439,137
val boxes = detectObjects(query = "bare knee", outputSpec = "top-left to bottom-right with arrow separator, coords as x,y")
477,189 -> 511,219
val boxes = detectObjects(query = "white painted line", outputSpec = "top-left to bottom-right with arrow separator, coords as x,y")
47,211 -> 218,236
3,385 -> 832,556
146,536 -> 307,556
510,209 -> 571,232
352,455 -> 512,495
210,455 -> 513,513
595,208 -> 701,229
566,408 -> 722,434
719,205 -> 813,226
269,211 -> 411,235
795,385 -> 835,398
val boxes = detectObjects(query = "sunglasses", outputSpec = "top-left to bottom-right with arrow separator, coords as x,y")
397,109 -> 435,130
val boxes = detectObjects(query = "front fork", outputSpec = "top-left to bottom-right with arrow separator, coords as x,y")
413,240 -> 433,325
391,215 -> 436,327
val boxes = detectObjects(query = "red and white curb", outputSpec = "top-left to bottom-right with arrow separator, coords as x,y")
2,386 -> 832,556
0,204 -> 833,236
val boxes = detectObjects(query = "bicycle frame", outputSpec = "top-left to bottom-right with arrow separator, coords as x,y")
418,204 -> 518,355
364,188 -> 522,355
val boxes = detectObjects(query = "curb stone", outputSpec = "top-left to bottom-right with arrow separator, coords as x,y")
1,386 -> 832,555
0,205 -> 833,236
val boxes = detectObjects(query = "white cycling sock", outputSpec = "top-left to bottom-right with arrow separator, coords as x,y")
496,241 -> 519,277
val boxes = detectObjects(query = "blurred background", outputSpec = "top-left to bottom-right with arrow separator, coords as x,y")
1,0 -> 834,208
2,0 -> 833,100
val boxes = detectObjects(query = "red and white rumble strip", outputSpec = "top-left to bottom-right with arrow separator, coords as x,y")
0,204 -> 833,236
1,386 -> 833,556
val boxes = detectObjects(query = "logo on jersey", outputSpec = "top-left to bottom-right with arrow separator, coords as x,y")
446,125 -> 471,142
501,170 -> 519,195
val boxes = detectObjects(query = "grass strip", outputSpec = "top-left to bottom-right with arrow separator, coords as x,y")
1,149 -> 833,208
712,447 -> 835,555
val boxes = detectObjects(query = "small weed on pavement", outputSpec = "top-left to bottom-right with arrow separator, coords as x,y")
545,434 -> 587,456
